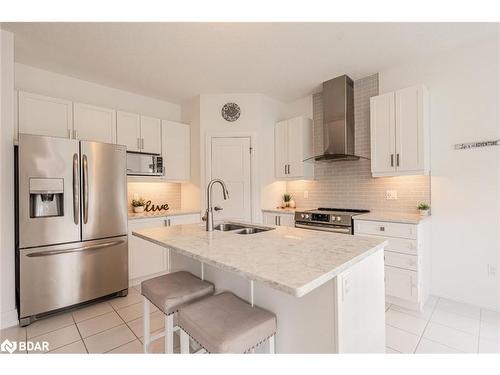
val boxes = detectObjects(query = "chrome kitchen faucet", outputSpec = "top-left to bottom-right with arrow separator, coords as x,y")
203,179 -> 229,231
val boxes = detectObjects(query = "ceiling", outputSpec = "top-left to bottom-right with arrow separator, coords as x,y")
2,23 -> 498,103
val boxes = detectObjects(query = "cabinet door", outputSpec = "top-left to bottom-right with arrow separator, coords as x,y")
18,91 -> 73,138
117,111 -> 141,151
128,219 -> 167,280
395,86 -> 424,173
287,117 -> 304,178
279,214 -> 295,227
168,213 -> 200,226
263,212 -> 278,226
275,120 -> 288,178
385,266 -> 418,302
140,116 -> 162,154
73,103 -> 116,143
162,121 -> 190,181
370,92 -> 396,175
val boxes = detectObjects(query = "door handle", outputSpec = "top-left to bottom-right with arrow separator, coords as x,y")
72,153 -> 79,225
390,154 -> 394,167
82,154 -> 89,224
25,240 -> 125,257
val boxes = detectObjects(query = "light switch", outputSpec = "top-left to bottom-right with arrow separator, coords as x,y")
385,190 -> 398,200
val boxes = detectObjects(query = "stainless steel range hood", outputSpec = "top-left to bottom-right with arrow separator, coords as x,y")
304,74 -> 367,163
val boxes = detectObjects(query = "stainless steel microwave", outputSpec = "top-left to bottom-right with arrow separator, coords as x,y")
126,152 -> 164,176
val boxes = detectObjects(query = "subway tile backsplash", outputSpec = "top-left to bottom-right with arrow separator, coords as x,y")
287,74 -> 431,213
127,182 -> 181,212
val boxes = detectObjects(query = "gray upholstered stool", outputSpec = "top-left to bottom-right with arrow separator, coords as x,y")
141,271 -> 214,353
178,292 -> 277,354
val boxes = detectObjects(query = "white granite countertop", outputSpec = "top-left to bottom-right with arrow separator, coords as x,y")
133,223 -> 387,297
128,209 -> 201,220
354,211 -> 430,224
262,207 -> 306,215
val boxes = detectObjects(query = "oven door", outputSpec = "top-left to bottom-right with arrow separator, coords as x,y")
295,221 -> 352,234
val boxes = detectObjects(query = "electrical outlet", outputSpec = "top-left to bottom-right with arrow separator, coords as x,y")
488,264 -> 497,276
385,190 -> 398,200
304,191 -> 309,199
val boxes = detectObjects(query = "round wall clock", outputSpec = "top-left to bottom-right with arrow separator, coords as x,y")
221,102 -> 241,122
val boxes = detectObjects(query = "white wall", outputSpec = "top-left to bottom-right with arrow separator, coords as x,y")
181,93 -> 288,222
0,30 -> 16,329
379,36 -> 500,310
15,63 -> 181,121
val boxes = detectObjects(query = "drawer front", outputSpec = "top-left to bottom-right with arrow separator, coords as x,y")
385,251 -> 417,271
355,220 -> 417,239
385,266 -> 418,302
357,234 -> 418,255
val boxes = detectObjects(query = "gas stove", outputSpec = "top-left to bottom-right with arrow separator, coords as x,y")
294,208 -> 370,234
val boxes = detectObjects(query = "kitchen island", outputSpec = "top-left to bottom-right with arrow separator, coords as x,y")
133,223 -> 388,353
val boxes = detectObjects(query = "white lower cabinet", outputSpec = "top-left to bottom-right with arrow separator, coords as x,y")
262,211 -> 295,227
354,218 -> 430,311
128,213 -> 201,284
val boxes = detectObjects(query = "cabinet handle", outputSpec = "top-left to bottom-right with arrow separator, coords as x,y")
275,216 -> 278,225
137,138 -> 141,150
278,216 -> 281,226
390,154 -> 394,167
396,154 -> 400,167
67,129 -> 72,139
73,130 -> 78,139
284,165 -> 287,175
287,164 -> 290,174
379,226 -> 385,232
141,138 -> 145,150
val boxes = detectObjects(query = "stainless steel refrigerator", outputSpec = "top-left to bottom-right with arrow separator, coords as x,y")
16,134 -> 128,326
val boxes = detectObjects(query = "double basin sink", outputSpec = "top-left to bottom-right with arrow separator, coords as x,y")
214,222 -> 275,235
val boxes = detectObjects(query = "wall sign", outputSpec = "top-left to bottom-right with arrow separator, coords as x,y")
144,200 -> 169,213
454,139 -> 500,150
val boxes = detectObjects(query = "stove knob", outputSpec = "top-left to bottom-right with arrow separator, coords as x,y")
336,216 -> 342,222
304,214 -> 310,219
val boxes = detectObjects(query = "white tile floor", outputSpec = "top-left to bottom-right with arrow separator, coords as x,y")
385,296 -> 500,353
1,289 -> 499,354
0,285 -> 184,354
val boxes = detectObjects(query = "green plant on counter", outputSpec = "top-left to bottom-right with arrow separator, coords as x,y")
418,202 -> 430,210
283,193 -> 291,203
132,198 -> 146,207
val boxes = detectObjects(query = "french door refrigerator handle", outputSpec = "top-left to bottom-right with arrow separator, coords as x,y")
82,154 -> 89,224
72,153 -> 79,225
25,239 -> 126,257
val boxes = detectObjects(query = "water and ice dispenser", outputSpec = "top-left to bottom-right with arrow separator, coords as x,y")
29,178 -> 64,218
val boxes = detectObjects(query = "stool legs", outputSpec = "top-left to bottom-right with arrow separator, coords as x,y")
143,297 -> 151,353
180,329 -> 190,354
165,314 -> 174,354
268,334 -> 275,354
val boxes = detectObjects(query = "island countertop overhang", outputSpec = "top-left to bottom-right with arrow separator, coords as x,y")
132,223 -> 387,298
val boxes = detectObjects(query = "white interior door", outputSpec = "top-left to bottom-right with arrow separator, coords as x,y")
210,137 -> 252,222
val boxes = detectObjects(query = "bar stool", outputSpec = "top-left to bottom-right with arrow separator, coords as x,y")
141,271 -> 214,353
178,292 -> 277,354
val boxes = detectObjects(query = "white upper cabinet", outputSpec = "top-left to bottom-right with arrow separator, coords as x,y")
18,91 -> 73,139
116,113 -> 161,154
370,85 -> 429,177
162,120 -> 190,181
116,111 -> 141,151
140,115 -> 162,154
73,102 -> 116,144
275,116 -> 313,180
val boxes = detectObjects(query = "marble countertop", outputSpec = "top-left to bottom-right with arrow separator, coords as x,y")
128,209 -> 201,220
261,207 -> 306,215
133,223 -> 387,297
354,211 -> 430,224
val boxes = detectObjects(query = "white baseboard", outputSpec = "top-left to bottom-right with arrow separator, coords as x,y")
0,308 -> 19,329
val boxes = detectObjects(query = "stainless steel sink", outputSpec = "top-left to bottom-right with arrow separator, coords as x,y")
214,222 -> 275,234
214,223 -> 247,231
234,227 -> 272,235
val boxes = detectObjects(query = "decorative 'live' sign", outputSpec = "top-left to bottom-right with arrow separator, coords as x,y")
144,200 -> 169,213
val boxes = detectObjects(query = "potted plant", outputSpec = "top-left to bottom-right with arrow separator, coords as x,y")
132,198 -> 146,213
418,202 -> 430,216
283,193 -> 291,208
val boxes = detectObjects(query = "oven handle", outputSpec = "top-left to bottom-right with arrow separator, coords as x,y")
295,223 -> 352,234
